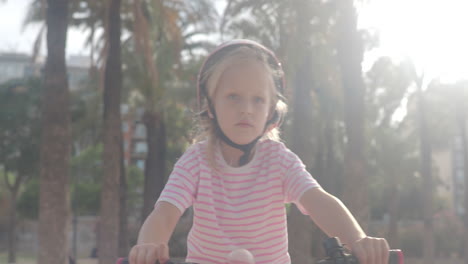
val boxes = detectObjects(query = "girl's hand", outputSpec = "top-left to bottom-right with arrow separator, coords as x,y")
350,236 -> 390,264
129,243 -> 169,264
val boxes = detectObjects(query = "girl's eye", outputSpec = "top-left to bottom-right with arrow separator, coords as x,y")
227,94 -> 239,100
254,97 -> 265,104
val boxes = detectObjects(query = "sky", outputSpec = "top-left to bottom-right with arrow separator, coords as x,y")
1,0 -> 467,82
0,0 -> 90,56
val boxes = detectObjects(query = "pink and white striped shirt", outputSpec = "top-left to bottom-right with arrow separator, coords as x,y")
157,139 -> 320,264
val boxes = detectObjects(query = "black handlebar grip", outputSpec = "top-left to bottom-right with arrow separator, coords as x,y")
389,249 -> 404,264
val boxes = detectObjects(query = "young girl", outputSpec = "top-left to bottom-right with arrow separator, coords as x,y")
128,39 -> 390,264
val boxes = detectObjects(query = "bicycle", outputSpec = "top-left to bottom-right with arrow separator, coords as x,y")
117,237 -> 404,264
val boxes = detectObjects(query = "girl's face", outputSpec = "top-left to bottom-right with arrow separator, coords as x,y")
212,60 -> 274,145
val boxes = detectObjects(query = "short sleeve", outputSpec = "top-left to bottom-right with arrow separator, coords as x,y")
156,145 -> 200,214
282,147 -> 320,215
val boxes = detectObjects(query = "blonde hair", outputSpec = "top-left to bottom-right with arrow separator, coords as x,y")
194,45 -> 288,169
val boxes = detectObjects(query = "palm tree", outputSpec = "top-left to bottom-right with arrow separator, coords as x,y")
414,72 -> 435,264
98,0 -> 124,263
130,0 -> 217,222
37,1 -> 72,264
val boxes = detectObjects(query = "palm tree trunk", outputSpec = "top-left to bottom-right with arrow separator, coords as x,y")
99,0 -> 123,263
336,0 -> 369,228
141,110 -> 166,221
38,1 -> 71,264
417,81 -> 434,264
456,97 -> 468,264
288,42 -> 315,264
119,140 -> 129,256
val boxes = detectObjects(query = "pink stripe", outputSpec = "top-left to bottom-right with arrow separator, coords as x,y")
162,189 -> 191,206
289,175 -> 308,197
211,192 -> 283,207
279,162 -> 290,170
181,153 -> 198,166
290,165 -> 304,175
172,171 -> 195,189
192,225 -> 285,240
188,255 -> 224,264
255,244 -> 288,258
188,237 -> 226,261
197,199 -> 283,214
195,232 -> 285,248
250,239 -> 285,251
192,232 -> 231,246
158,196 -> 185,211
207,168 -> 281,184
191,240 -> 231,254
200,169 -> 257,177
166,182 -> 190,193
209,181 -> 280,192
256,247 -> 289,262
196,219 -> 285,233
285,154 -> 297,163
194,214 -> 217,223
196,206 -> 283,221
187,162 -> 199,172
218,214 -> 284,227
202,175 -> 257,184
208,184 -> 283,199
258,143 -> 275,152
174,164 -> 191,173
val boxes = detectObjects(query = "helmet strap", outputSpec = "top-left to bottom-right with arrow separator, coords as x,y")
207,98 -> 275,166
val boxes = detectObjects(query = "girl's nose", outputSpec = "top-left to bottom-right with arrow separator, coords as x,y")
240,99 -> 254,114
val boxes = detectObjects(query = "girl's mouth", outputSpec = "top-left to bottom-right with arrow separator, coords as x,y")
236,122 -> 253,127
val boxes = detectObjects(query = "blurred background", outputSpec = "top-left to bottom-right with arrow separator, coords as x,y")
0,0 -> 467,264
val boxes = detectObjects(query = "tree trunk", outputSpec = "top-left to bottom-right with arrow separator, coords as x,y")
99,0 -> 123,263
336,0 -> 369,228
417,81 -> 434,264
119,139 -> 129,256
38,1 -> 71,264
312,118 -> 340,258
7,184 -> 19,263
288,36 -> 315,264
387,175 -> 400,247
456,96 -> 468,264
141,110 -> 167,222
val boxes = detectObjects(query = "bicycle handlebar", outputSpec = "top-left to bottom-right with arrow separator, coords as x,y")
316,237 -> 404,264
117,237 -> 404,264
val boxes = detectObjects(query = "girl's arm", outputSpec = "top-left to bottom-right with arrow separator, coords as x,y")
129,201 -> 182,264
137,201 -> 182,244
300,187 -> 365,246
300,187 -> 389,264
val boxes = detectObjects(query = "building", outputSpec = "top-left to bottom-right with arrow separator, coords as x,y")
121,105 -> 148,171
433,131 -> 467,216
0,53 -> 40,83
0,52 -> 90,91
